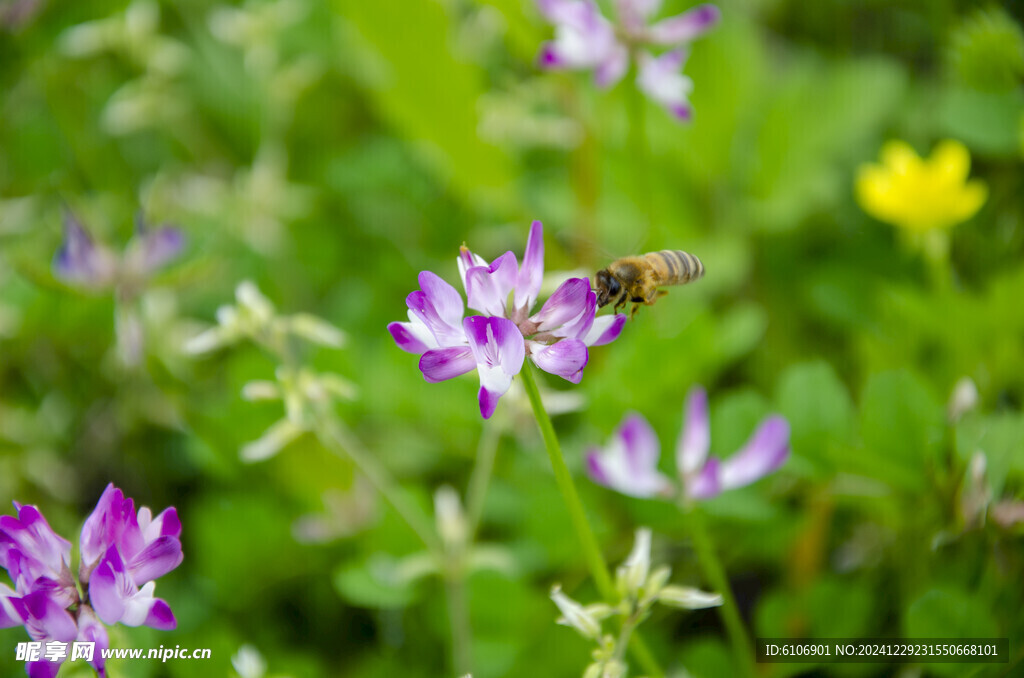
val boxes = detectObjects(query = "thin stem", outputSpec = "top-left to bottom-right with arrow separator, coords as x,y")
520,363 -> 615,598
445,571 -> 473,675
519,363 -> 664,678
685,505 -> 755,678
315,416 -> 443,555
466,421 -> 500,540
628,83 -> 654,231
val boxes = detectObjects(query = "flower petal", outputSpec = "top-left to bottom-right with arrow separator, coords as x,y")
387,317 -> 435,354
514,221 -> 545,312
140,507 -> 182,541
477,368 -> 512,419
536,0 -> 620,70
76,605 -> 110,676
418,271 -> 464,328
594,43 -> 629,88
586,414 -> 672,498
0,504 -> 73,586
619,413 -> 660,471
129,216 -> 185,274
419,346 -> 476,383
18,590 -> 78,643
52,212 -> 118,289
465,251 -> 518,316
126,535 -> 183,586
464,316 -> 526,418
676,387 -> 710,474
464,316 -> 526,373
79,484 -> 131,578
457,246 -> 488,293
0,583 -> 22,629
530,278 -> 592,332
615,0 -> 663,31
583,313 -> 626,346
719,415 -> 790,490
647,4 -> 721,45
406,289 -> 466,347
88,547 -> 129,626
636,49 -> 694,121
686,456 -> 721,499
529,338 -> 588,383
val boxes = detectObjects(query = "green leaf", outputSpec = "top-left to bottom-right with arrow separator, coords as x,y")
743,56 -> 907,231
857,370 -> 944,491
904,587 -> 998,678
777,360 -> 856,471
955,412 -> 1024,497
937,86 -> 1024,157
334,0 -> 516,207
333,554 -> 425,609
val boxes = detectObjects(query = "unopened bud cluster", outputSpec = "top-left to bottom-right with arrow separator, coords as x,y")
550,528 -> 722,677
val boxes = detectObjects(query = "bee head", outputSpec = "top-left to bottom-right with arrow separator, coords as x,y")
595,269 -> 619,308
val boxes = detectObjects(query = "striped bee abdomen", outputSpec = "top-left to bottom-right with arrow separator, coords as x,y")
648,250 -> 704,286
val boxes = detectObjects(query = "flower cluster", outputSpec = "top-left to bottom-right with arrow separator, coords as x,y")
388,221 -> 626,419
0,484 -> 182,677
587,386 -> 790,500
184,280 -> 347,356
54,211 -> 185,296
185,281 -> 355,461
551,528 -> 721,676
536,0 -> 720,120
856,139 -> 987,234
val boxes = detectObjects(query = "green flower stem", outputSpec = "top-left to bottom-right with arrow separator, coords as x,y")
519,363 -> 663,678
315,416 -> 443,556
444,571 -> 473,676
318,415 -> 476,674
684,504 -> 755,678
628,81 -> 655,231
466,421 -> 500,540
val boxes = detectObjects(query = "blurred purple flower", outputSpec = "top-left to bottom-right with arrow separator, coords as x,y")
587,386 -> 790,500
53,211 -> 185,293
0,485 -> 182,677
389,221 -> 626,419
536,0 -> 719,120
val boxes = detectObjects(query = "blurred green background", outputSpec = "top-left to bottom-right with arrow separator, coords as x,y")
1,0 -> 1023,676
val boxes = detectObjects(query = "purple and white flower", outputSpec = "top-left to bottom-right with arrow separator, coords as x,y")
389,221 -> 626,419
587,386 -> 790,500
536,0 -> 719,120
54,211 -> 185,294
0,485 -> 182,677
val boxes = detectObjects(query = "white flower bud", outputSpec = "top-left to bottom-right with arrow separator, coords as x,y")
657,585 -> 723,609
290,313 -> 347,348
183,327 -> 228,355
236,280 -> 275,322
240,419 -> 303,462
434,486 -> 468,551
617,527 -> 652,599
550,585 -> 602,641
231,644 -> 266,678
241,381 -> 281,401
948,377 -> 979,422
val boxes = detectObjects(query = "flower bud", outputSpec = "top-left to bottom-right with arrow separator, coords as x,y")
434,486 -> 468,552
616,528 -> 652,599
657,585 -> 723,609
550,585 -> 602,641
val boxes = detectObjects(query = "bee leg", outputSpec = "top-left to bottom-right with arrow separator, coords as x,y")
645,289 -> 668,305
630,304 -> 640,320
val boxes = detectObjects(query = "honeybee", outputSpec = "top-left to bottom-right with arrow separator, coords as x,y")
595,250 -> 705,317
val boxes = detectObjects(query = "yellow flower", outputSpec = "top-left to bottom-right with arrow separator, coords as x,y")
856,139 -> 987,232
